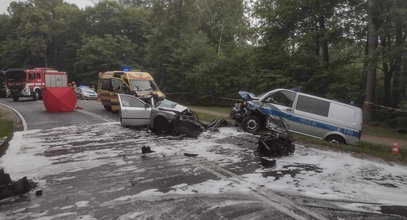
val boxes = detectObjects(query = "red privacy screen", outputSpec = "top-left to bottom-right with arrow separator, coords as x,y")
43,87 -> 77,112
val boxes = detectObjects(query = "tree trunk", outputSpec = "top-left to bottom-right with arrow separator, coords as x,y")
217,24 -> 224,56
318,15 -> 329,65
391,28 -> 404,107
363,0 -> 379,124
380,35 -> 393,107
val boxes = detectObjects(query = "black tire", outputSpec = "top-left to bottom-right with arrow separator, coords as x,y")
37,89 -> 43,100
13,96 -> 19,102
153,116 -> 172,134
242,115 -> 261,133
325,135 -> 346,144
32,90 -> 40,101
104,105 -> 112,111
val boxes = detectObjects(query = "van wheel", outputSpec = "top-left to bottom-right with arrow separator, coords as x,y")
13,96 -> 19,102
104,105 -> 112,111
242,116 -> 261,133
326,135 -> 345,144
153,117 -> 172,134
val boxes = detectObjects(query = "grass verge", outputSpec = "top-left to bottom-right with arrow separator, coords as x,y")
294,134 -> 407,164
0,112 -> 13,138
189,106 -> 231,114
195,111 -> 231,123
363,124 -> 407,141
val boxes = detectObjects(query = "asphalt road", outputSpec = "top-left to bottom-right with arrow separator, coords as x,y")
0,97 -> 117,130
0,97 -> 406,219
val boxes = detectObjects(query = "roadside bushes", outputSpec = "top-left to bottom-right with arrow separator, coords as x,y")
372,108 -> 407,129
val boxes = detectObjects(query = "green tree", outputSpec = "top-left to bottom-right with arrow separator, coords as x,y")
74,34 -> 138,83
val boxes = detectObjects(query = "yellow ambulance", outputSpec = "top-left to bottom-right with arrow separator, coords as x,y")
97,70 -> 165,112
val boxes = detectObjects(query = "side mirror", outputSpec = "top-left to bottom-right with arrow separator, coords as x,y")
144,103 -> 150,109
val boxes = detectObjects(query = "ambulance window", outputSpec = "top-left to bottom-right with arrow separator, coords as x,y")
28,73 -> 35,80
102,79 -> 111,90
111,79 -> 122,92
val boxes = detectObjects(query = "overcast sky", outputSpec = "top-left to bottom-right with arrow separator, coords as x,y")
0,0 -> 95,14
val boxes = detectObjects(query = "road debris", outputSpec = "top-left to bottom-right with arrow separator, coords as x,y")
142,146 -> 154,154
260,157 -> 276,168
184,153 -> 198,157
0,169 -> 35,200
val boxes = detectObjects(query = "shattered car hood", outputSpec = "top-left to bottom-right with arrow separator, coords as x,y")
156,99 -> 189,113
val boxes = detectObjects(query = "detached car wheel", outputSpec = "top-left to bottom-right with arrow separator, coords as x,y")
242,115 -> 261,133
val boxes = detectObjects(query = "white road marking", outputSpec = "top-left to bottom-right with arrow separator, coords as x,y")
165,145 -> 328,220
0,103 -> 28,131
201,159 -> 329,220
75,109 -> 117,123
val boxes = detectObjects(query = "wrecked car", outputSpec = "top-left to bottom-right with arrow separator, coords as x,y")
118,94 -> 205,137
230,91 -> 295,157
231,89 -> 362,145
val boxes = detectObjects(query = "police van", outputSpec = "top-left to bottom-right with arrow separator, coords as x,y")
243,89 -> 363,145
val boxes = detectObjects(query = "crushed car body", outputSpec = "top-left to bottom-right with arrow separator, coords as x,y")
117,94 -> 207,138
230,91 -> 295,157
231,89 -> 362,145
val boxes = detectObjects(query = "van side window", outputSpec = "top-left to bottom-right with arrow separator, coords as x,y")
264,91 -> 296,107
102,79 -> 111,90
111,79 -> 122,92
296,95 -> 330,117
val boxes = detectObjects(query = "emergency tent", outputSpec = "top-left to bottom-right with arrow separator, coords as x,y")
43,87 -> 77,112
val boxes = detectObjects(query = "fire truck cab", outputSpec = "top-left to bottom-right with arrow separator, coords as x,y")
6,68 -> 67,102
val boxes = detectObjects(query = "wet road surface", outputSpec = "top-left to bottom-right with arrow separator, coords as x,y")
0,98 -> 406,219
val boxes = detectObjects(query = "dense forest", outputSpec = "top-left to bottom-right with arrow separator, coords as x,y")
0,0 -> 406,121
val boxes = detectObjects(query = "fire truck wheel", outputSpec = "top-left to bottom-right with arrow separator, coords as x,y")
13,96 -> 19,102
33,90 -> 40,100
38,90 -> 43,100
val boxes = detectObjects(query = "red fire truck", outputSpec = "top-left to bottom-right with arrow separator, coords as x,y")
6,68 -> 67,102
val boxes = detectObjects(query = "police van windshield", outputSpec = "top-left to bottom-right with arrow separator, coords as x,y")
129,79 -> 158,92
6,71 -> 26,82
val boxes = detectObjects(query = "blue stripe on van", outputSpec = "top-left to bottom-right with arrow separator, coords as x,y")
249,103 -> 360,138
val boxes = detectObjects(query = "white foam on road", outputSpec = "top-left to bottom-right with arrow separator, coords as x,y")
1,123 -> 407,217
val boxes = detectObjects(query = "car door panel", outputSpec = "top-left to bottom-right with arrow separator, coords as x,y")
118,94 -> 151,126
261,90 -> 296,130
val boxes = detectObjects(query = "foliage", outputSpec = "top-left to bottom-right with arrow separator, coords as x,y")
0,0 -> 406,114
0,112 -> 13,138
